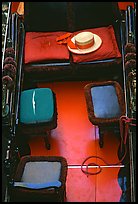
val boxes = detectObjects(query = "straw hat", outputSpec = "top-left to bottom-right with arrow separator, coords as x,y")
68,31 -> 102,54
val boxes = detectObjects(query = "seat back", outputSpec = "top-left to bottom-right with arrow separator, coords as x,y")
70,2 -> 120,31
24,2 -> 121,32
24,2 -> 69,32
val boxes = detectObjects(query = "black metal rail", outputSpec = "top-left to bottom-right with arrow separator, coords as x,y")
2,13 -> 25,202
121,5 -> 136,202
2,2 -> 11,69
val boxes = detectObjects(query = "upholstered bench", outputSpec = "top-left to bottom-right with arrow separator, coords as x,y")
22,2 -> 122,83
18,88 -> 57,150
10,156 -> 68,202
84,81 -> 125,147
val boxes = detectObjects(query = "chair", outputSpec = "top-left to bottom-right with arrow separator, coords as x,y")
17,87 -> 58,150
84,81 -> 126,147
22,2 -> 122,83
9,155 -> 68,202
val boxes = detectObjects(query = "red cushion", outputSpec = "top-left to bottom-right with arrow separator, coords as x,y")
24,32 -> 70,64
71,25 -> 121,63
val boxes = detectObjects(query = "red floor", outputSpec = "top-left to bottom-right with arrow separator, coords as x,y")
29,81 -> 122,202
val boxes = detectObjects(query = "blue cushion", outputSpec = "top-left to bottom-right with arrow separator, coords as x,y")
20,88 -> 54,124
91,85 -> 121,118
21,161 -> 61,183
14,181 -> 61,189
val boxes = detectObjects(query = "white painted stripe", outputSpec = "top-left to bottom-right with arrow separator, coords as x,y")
67,165 -> 125,169
32,90 -> 36,116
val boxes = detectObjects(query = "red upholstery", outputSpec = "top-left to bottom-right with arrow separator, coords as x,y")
24,31 -> 70,64
24,26 -> 121,65
118,2 -> 134,10
71,25 -> 121,63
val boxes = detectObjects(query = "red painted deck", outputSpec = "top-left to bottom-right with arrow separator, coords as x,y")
28,81 -> 123,202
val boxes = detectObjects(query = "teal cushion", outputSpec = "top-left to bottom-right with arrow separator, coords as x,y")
20,88 -> 54,124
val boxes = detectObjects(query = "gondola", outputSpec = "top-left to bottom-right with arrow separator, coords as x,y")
2,2 -> 136,202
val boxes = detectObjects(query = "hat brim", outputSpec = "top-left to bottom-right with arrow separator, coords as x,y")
68,34 -> 102,54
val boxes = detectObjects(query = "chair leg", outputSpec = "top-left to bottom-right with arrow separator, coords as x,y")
44,130 -> 51,150
99,127 -> 104,148
114,126 -> 120,138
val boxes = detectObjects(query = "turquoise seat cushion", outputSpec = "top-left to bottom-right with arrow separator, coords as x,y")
91,85 -> 121,118
20,88 -> 54,124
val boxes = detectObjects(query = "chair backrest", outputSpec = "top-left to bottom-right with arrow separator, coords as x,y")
24,2 -> 69,32
70,2 -> 120,31
24,2 -> 121,32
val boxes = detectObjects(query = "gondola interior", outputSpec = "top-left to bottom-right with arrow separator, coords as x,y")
2,2 -> 136,202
